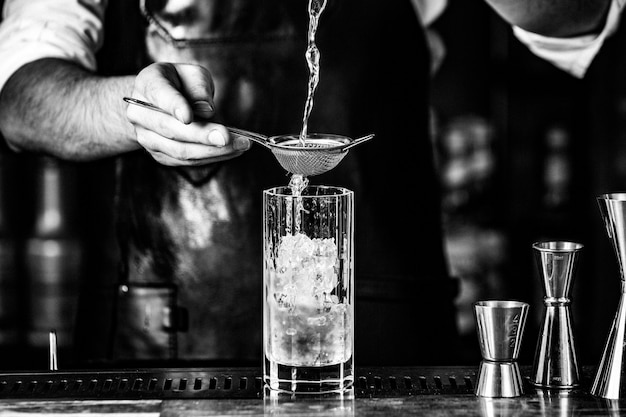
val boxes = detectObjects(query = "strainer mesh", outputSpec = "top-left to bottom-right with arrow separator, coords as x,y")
271,147 -> 347,177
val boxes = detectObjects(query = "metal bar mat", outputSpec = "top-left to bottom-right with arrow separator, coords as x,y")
0,366 -> 477,399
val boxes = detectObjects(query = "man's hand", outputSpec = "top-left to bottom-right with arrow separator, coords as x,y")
126,62 -> 251,166
0,59 -> 251,166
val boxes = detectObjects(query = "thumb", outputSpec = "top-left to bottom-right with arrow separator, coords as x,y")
173,63 -> 217,120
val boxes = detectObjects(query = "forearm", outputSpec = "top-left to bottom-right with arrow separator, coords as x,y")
483,0 -> 611,37
0,58 -> 140,160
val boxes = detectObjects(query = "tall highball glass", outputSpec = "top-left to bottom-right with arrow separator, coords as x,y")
263,185 -> 354,395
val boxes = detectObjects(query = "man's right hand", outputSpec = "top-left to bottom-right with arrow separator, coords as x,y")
126,62 -> 251,167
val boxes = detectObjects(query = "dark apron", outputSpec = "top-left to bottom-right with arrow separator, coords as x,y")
78,0 -> 458,366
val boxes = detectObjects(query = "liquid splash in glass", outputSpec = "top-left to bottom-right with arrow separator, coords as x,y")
299,0 -> 328,146
287,174 -> 308,235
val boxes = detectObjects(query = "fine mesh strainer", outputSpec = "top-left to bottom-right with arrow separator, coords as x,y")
123,97 -> 374,176
229,128 -> 374,176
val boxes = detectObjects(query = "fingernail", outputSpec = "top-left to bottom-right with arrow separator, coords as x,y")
208,129 -> 226,146
193,100 -> 214,113
233,136 -> 251,151
174,108 -> 186,123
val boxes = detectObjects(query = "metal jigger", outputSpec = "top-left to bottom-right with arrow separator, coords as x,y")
474,300 -> 529,398
531,241 -> 583,389
591,193 -> 626,399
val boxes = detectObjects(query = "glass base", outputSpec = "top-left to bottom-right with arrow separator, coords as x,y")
264,356 -> 353,395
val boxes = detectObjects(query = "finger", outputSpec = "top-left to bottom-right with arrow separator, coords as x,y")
129,109 -> 231,147
136,128 -> 246,163
134,63 -> 194,124
173,63 -> 216,119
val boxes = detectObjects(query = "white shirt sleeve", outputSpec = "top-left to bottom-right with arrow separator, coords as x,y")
512,0 -> 625,78
0,0 -> 107,94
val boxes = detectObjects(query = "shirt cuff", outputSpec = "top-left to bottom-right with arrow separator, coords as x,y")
512,0 -> 624,78
0,0 -> 104,94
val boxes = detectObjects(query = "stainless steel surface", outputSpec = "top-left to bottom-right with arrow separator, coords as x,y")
591,193 -> 626,399
475,361 -> 523,399
474,301 -> 528,362
123,97 -> 170,115
123,97 -> 374,177
227,127 -> 272,148
49,330 -> 58,372
0,367 -> 477,400
0,367 -> 610,416
531,241 -> 582,389
474,300 -> 529,398
267,133 -> 374,177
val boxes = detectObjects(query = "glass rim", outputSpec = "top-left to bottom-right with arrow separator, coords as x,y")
474,300 -> 529,309
598,192 -> 626,201
532,241 -> 584,252
264,185 -> 353,197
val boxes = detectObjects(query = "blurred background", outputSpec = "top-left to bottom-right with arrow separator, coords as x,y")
0,0 -> 624,369
429,0 -> 626,366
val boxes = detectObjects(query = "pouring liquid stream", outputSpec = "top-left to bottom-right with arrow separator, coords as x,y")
290,0 -> 327,230
299,0 -> 327,147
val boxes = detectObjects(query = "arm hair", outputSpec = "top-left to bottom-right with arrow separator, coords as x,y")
0,58 -> 140,160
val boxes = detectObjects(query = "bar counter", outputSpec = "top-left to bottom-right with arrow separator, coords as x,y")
0,365 -> 620,416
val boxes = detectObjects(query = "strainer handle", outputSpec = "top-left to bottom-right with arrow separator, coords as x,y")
228,127 -> 271,149
343,133 -> 375,151
122,97 -> 272,150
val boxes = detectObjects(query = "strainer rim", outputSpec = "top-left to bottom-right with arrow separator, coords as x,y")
267,133 -> 352,152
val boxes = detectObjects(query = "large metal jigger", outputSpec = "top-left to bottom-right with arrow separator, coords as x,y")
592,193 -> 626,399
474,300 -> 529,398
531,241 -> 583,389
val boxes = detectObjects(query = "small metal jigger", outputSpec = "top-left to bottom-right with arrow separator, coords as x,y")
531,241 -> 583,389
592,193 -> 626,399
474,300 -> 529,398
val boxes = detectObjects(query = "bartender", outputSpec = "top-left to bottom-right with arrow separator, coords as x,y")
0,0 -> 612,366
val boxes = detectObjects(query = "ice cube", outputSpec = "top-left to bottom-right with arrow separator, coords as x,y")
307,315 -> 327,326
